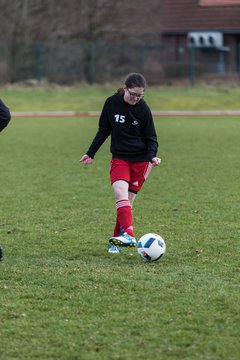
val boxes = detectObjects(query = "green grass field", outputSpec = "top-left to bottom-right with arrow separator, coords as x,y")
1,83 -> 240,111
0,86 -> 240,359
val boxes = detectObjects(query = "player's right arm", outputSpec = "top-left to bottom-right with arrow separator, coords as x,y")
79,99 -> 111,164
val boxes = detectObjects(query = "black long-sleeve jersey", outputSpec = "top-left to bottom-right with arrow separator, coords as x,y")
0,99 -> 11,132
86,94 -> 158,162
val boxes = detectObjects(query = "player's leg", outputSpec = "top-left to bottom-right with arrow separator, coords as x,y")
109,190 -> 138,248
112,190 -> 136,237
110,159 -> 130,237
109,159 -> 136,247
110,161 -> 152,239
112,180 -> 128,236
111,180 -> 136,244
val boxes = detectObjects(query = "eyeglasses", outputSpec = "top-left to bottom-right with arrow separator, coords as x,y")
127,88 -> 144,99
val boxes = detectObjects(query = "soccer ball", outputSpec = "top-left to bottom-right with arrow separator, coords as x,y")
137,233 -> 166,261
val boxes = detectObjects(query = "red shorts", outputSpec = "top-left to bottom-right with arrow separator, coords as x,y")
110,158 -> 152,193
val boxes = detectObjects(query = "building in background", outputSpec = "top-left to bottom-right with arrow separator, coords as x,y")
160,0 -> 240,76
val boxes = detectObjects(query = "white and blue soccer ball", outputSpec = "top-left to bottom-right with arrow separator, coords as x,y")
137,233 -> 166,261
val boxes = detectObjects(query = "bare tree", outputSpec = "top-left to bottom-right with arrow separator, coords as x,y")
0,0 -> 163,83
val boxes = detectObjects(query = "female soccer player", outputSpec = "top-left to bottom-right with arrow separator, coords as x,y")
80,73 -> 161,253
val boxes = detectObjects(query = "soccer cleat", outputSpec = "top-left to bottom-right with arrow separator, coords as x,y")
108,245 -> 120,254
109,232 -> 137,248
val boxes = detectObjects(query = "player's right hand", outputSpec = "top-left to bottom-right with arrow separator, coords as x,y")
79,154 -> 93,165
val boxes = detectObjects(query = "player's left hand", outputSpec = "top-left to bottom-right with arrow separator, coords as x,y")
79,154 -> 93,165
151,157 -> 161,166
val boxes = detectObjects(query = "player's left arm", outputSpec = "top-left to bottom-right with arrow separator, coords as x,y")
142,108 -> 160,165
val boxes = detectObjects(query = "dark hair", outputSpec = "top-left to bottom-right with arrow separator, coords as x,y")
115,73 -> 146,96
125,73 -> 146,89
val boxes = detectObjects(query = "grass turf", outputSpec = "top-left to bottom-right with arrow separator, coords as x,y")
1,84 -> 240,112
0,113 -> 239,359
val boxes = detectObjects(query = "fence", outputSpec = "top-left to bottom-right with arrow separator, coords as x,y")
0,42 -> 240,85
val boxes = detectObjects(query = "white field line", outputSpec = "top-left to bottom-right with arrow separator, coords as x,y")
12,110 -> 240,118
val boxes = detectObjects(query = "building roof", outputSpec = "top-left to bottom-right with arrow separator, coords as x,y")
200,0 -> 240,5
161,0 -> 240,33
